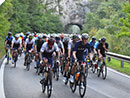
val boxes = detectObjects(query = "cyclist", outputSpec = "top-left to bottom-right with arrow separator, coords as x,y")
89,36 -> 96,53
63,37 -> 70,58
34,35 -> 45,69
63,35 -> 79,82
94,39 -> 101,55
97,37 -> 109,69
11,34 -> 22,64
24,35 -> 35,66
40,38 -> 59,84
5,32 -> 14,58
55,36 -> 65,56
24,32 -> 30,42
70,34 -> 91,83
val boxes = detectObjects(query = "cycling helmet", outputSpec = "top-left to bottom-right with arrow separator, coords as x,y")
8,32 -> 12,36
48,38 -> 55,45
92,36 -> 96,41
38,34 -> 42,38
72,35 -> 79,40
55,36 -> 60,41
101,37 -> 106,42
15,34 -> 19,38
82,34 -> 89,39
29,35 -> 33,39
64,37 -> 70,42
43,34 -> 47,39
26,32 -> 30,35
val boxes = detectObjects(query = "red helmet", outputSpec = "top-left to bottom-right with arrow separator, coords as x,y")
48,38 -> 55,45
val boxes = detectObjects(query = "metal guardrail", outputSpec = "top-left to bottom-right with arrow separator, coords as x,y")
106,52 -> 130,68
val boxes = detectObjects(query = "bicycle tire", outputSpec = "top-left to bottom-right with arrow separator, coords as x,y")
79,72 -> 86,98
70,75 -> 77,93
102,65 -> 107,80
47,72 -> 52,98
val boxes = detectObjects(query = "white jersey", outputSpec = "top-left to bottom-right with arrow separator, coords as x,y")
25,38 -> 35,45
40,42 -> 59,53
68,40 -> 75,50
57,41 -> 64,49
12,38 -> 22,44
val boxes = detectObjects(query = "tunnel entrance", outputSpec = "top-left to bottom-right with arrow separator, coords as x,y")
65,23 -> 83,34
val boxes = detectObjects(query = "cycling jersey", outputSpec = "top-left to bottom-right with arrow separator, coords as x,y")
73,41 -> 91,61
68,40 -> 76,51
89,40 -> 96,51
94,42 -> 99,49
40,42 -> 59,67
40,42 -> 59,58
63,42 -> 68,57
35,39 -> 45,52
98,43 -> 109,57
25,38 -> 35,51
12,38 -> 22,49
56,41 -> 64,49
5,36 -> 14,47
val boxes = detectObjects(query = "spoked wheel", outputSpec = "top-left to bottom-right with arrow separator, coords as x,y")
79,73 -> 86,98
65,72 -> 69,85
56,66 -> 59,81
14,56 -> 17,68
102,65 -> 107,80
7,55 -> 9,64
85,65 -> 88,77
91,64 -> 96,73
97,69 -> 101,77
47,74 -> 52,98
42,79 -> 46,93
70,75 -> 77,93
14,62 -> 16,68
26,63 -> 30,71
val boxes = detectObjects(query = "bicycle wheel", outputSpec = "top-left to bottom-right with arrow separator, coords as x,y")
26,63 -> 30,71
70,75 -> 77,93
42,79 -> 46,93
47,73 -> 52,98
7,54 -> 9,64
85,65 -> 88,77
56,65 -> 59,81
79,73 -> 86,98
91,64 -> 96,73
102,65 -> 107,80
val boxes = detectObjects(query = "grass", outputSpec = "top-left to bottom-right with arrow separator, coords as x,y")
0,39 -> 5,59
106,58 -> 130,76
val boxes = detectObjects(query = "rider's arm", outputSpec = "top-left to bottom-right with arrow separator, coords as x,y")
68,41 -> 71,58
73,51 -> 77,60
61,42 -> 65,55
104,43 -> 109,52
11,39 -> 14,49
55,43 -> 60,59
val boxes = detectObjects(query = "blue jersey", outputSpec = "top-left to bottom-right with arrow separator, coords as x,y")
5,36 -> 14,46
89,40 -> 96,48
94,42 -> 99,49
73,41 -> 91,61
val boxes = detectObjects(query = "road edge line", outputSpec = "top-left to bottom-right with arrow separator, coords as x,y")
108,67 -> 130,79
0,59 -> 6,98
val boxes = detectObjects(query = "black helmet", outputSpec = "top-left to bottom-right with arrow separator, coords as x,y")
8,32 -> 12,36
72,35 -> 79,40
101,37 -> 106,42
48,38 -> 55,45
92,36 -> 96,41
55,36 -> 60,41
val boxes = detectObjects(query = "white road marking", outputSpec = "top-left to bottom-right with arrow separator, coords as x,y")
0,59 -> 6,98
